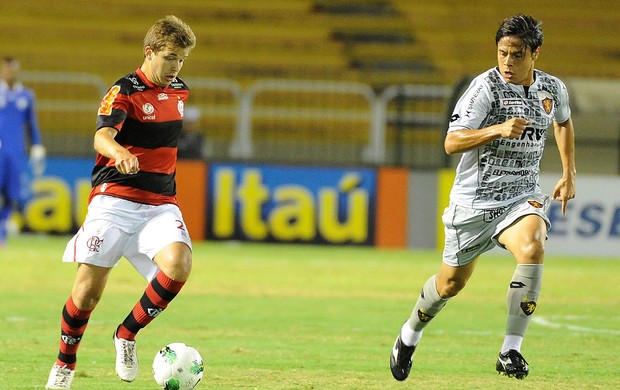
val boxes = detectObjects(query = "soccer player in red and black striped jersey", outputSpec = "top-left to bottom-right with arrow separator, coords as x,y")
46,15 -> 197,389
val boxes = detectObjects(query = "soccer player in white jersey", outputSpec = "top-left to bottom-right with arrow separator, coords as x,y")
390,14 -> 576,381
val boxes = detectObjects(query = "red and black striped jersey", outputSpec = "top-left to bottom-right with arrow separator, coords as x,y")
89,68 -> 190,206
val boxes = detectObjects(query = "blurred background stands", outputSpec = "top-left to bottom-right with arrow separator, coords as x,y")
0,0 -> 618,173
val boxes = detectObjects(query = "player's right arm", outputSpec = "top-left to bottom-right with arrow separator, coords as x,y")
444,118 -> 530,155
95,78 -> 139,175
94,127 -> 139,175
446,70 -> 530,155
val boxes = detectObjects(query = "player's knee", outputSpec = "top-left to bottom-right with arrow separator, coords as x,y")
518,239 -> 545,263
156,244 -> 192,281
175,252 -> 192,280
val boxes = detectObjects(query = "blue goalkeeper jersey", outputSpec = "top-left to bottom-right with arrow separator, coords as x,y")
0,80 -> 41,163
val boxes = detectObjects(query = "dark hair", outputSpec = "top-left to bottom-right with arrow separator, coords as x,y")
1,56 -> 20,70
2,56 -> 18,65
495,14 -> 543,53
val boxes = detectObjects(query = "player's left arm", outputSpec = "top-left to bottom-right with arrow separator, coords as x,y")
552,117 -> 576,215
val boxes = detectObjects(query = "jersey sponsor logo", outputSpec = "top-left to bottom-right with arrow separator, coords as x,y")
490,168 -> 531,177
501,98 -> 523,107
157,93 -> 168,101
142,102 -> 155,114
142,102 -> 156,120
465,84 -> 484,113
520,300 -> 537,316
519,127 -> 546,141
86,235 -> 104,252
541,97 -> 553,114
501,90 -> 520,98
483,206 -> 507,222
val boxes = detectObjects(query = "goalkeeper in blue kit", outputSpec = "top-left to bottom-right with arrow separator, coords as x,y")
0,56 -> 45,246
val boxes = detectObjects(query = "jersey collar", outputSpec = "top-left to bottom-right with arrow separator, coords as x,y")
0,80 -> 24,92
135,67 -> 167,90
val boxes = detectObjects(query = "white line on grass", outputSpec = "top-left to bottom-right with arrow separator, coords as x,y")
532,316 -> 620,334
6,317 -> 28,322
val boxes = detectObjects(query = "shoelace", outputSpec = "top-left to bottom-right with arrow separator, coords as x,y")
53,366 -> 72,386
504,351 -> 528,367
120,341 -> 137,365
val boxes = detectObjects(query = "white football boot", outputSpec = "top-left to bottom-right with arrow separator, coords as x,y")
114,333 -> 138,382
45,364 -> 75,389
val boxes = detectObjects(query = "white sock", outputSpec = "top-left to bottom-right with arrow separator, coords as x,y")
401,322 -> 423,347
501,335 -> 523,353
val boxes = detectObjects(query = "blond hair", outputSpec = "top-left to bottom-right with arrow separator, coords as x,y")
144,15 -> 196,53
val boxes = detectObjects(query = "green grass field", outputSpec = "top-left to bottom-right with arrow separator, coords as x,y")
1,234 -> 619,389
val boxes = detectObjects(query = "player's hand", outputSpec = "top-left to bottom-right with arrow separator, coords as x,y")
552,176 -> 576,215
498,117 -> 530,139
29,144 -> 46,177
114,149 -> 140,175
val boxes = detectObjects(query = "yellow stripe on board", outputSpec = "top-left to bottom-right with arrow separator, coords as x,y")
436,168 -> 455,251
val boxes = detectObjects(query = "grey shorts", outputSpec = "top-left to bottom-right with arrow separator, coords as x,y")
442,194 -> 551,267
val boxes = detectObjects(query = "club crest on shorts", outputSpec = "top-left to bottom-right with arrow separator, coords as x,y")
86,236 -> 103,252
520,300 -> 537,316
528,200 -> 543,208
86,236 -> 104,252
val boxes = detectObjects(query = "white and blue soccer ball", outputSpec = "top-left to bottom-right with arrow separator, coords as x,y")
152,343 -> 204,390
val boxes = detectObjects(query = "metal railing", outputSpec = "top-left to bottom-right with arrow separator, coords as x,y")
24,71 -> 453,168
